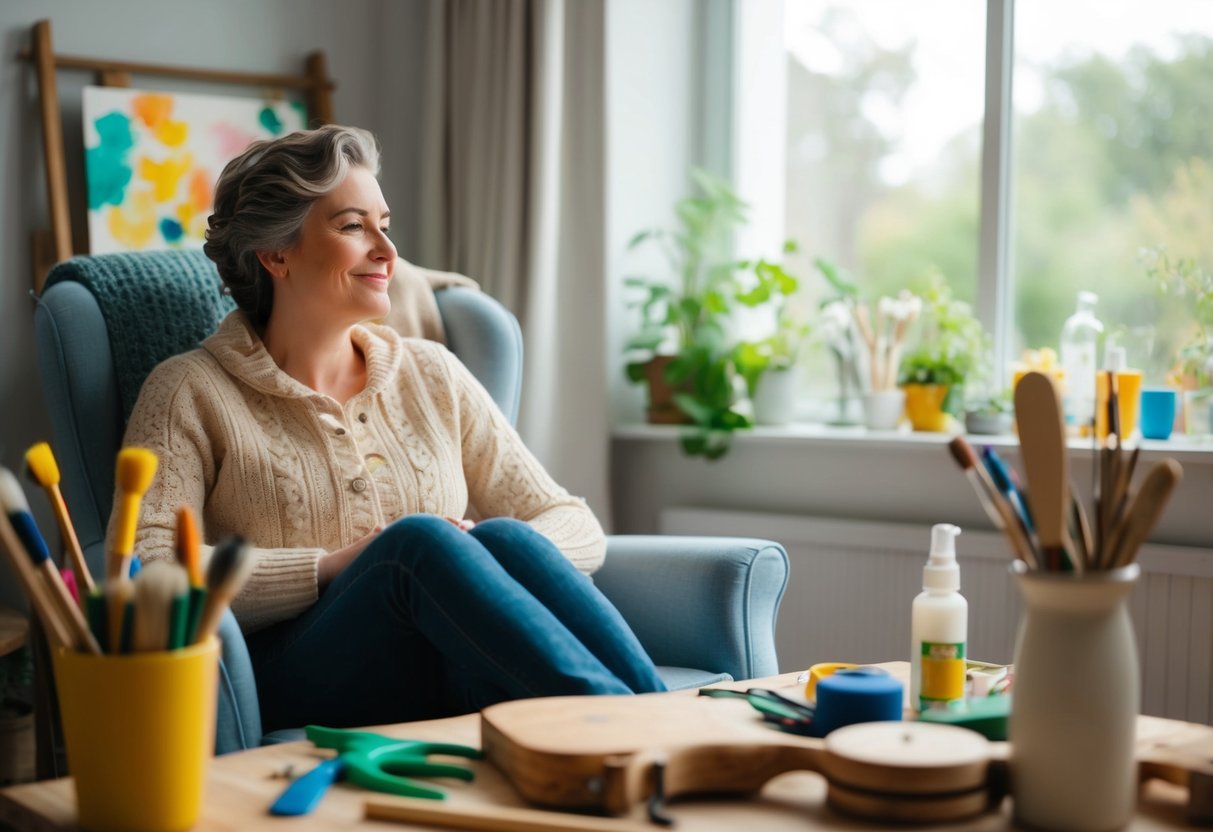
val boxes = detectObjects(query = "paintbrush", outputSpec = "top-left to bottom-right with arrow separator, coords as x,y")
109,447 -> 159,583
192,536 -> 256,644
0,468 -> 100,654
106,580 -> 135,654
1069,482 -> 1093,569
947,437 -> 1037,568
132,561 -> 189,653
1106,459 -> 1183,570
24,442 -> 95,596
0,493 -> 73,651
175,506 -> 207,646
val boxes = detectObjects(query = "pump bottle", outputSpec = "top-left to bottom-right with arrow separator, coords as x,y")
910,523 -> 967,710
1060,291 -> 1104,430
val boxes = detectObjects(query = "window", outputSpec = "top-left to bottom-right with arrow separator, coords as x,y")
1011,0 -> 1213,386
743,0 -> 1213,416
780,1 -> 986,415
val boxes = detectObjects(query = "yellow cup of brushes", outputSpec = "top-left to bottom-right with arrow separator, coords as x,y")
53,639 -> 218,832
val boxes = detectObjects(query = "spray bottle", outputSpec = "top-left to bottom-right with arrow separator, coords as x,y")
910,523 -> 967,711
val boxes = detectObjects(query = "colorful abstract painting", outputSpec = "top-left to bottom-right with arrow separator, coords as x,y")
83,86 -> 307,254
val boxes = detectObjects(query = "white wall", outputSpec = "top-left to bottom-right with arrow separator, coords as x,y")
0,0 -> 428,610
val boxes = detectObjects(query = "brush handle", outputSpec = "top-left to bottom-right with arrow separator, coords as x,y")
111,492 -> 143,562
1108,460 -> 1182,569
49,484 -> 95,595
0,511 -> 73,650
192,589 -> 233,645
37,560 -> 101,655
9,510 -> 99,653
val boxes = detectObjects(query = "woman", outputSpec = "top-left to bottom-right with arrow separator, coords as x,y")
114,125 -> 666,731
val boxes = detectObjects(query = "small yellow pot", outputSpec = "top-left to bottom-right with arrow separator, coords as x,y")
902,383 -> 951,432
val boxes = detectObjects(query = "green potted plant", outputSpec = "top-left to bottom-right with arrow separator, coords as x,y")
732,248 -> 810,426
624,169 -> 794,458
1143,246 -> 1213,435
898,271 -> 991,432
964,389 -> 1014,435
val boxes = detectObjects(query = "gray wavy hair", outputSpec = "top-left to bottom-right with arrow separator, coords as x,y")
203,125 -> 382,327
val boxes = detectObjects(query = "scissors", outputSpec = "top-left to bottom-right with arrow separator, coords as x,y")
268,725 -> 482,816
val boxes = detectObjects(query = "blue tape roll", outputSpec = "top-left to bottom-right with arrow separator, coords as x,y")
812,666 -> 903,737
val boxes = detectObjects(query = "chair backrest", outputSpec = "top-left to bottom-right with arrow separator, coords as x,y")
34,250 -> 522,580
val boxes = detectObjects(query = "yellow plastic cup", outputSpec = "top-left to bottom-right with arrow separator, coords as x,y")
53,639 -> 219,832
1095,370 -> 1144,441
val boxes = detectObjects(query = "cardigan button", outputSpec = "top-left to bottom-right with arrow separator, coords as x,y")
358,413 -> 369,423
351,477 -> 368,493
336,428 -> 346,436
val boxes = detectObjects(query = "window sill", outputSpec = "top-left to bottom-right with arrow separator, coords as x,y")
612,421 -> 1213,464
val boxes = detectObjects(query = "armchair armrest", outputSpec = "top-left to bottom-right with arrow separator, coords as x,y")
594,536 -> 789,682
214,611 -> 263,754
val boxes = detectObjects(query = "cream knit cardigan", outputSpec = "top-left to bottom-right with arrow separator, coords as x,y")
112,311 -> 606,633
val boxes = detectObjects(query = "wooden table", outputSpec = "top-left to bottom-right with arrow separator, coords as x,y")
0,670 -> 1205,831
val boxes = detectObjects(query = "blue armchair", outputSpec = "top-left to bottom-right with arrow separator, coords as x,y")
33,250 -> 789,754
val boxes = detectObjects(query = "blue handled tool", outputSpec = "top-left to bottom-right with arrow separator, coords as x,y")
269,757 -> 346,816
981,446 -> 1034,533
268,725 -> 482,816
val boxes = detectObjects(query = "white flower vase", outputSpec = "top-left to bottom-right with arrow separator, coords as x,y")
752,368 -> 797,426
862,389 -> 905,430
1010,560 -> 1140,831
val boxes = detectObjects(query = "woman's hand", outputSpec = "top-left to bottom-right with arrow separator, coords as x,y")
318,527 -> 382,587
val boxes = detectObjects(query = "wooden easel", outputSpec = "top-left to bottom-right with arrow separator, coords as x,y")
20,18 -> 335,293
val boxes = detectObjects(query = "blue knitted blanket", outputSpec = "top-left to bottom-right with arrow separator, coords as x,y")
44,250 -> 236,421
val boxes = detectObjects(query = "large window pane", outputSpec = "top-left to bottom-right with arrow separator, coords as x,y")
783,1 -> 986,412
1011,1 -> 1213,386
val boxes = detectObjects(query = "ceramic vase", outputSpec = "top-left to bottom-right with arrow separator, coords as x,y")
1009,560 -> 1140,831
752,368 -> 797,426
862,389 -> 904,430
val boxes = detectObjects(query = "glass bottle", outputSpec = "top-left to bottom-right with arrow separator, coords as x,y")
1059,291 -> 1103,430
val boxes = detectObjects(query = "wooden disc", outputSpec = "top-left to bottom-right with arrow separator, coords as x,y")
826,780 -> 989,824
823,721 -> 990,796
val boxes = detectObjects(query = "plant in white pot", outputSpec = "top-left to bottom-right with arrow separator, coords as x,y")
732,248 -> 811,426
623,170 -> 798,458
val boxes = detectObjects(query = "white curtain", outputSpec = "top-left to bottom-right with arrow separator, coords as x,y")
417,0 -> 611,526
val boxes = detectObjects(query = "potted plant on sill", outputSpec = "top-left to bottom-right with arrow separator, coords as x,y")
898,271 -> 990,432
732,249 -> 810,426
623,169 -> 796,459
1143,246 -> 1213,435
964,389 -> 1014,435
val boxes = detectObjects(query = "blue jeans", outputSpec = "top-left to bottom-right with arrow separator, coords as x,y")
246,515 -> 667,732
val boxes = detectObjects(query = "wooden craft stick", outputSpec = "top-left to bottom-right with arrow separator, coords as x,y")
365,798 -> 655,832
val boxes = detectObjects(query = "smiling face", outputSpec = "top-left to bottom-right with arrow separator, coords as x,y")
260,165 -> 397,330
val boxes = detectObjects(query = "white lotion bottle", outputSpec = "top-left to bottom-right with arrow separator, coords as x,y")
910,523 -> 968,710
